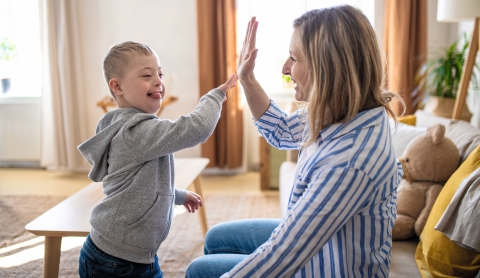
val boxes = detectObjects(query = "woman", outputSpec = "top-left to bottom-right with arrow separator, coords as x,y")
187,5 -> 405,277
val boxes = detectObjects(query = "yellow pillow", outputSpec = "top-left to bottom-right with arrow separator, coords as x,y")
415,144 -> 480,277
397,114 -> 417,126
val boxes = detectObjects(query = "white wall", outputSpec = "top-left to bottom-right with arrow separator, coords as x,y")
76,0 -> 201,158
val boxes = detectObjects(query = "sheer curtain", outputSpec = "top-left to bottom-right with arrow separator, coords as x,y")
197,0 -> 243,169
39,0 -> 89,171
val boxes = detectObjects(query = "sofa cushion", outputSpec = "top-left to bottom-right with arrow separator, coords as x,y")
390,121 -> 426,158
414,109 -> 452,128
415,144 -> 480,277
446,120 -> 480,164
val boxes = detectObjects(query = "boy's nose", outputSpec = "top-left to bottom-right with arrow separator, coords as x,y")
153,76 -> 162,87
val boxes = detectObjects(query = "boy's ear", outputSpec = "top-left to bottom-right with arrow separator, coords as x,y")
109,78 -> 123,97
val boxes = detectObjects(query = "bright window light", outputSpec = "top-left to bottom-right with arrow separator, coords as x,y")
237,0 -> 374,97
0,0 -> 42,97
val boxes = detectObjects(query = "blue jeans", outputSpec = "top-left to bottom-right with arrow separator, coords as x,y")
186,218 -> 281,278
79,235 -> 163,278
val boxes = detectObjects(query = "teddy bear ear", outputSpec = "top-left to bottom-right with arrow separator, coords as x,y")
427,124 -> 446,146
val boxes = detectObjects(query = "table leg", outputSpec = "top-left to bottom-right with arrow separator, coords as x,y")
192,176 -> 208,236
44,236 -> 62,278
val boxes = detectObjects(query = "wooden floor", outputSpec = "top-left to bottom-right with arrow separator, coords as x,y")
0,168 -> 277,197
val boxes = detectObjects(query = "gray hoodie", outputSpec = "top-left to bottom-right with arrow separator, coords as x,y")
78,89 -> 225,264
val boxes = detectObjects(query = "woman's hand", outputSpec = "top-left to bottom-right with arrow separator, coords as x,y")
183,191 -> 203,213
237,17 -> 259,81
236,16 -> 270,120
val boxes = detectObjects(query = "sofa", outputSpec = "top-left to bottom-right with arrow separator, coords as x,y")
278,108 -> 480,277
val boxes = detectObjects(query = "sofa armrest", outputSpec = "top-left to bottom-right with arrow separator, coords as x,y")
279,161 -> 296,216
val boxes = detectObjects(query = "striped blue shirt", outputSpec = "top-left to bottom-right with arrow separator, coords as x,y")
223,101 -> 403,278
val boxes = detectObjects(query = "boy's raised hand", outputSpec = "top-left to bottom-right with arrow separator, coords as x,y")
183,191 -> 203,213
217,73 -> 238,102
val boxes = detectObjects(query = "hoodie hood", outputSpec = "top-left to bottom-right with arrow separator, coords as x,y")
78,108 -> 154,182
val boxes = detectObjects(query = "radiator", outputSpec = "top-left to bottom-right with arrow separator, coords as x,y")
0,98 -> 42,164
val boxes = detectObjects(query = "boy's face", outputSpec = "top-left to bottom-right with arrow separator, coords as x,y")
111,54 -> 165,114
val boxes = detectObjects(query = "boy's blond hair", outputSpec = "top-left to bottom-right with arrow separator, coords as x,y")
103,41 -> 155,97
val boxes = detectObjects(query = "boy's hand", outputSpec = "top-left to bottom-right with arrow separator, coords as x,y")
217,73 -> 238,102
183,191 -> 203,213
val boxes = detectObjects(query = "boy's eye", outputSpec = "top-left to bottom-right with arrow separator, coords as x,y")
143,75 -> 151,78
159,74 -> 164,78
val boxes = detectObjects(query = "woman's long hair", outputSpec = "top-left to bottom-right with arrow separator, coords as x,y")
293,5 -> 404,146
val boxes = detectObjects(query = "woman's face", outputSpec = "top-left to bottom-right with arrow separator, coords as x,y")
282,29 -> 311,102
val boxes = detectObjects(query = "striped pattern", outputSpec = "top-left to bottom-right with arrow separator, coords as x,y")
223,101 -> 403,278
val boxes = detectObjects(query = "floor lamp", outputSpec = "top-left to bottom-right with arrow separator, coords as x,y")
437,0 -> 480,120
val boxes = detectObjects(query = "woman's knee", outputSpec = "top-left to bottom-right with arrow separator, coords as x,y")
204,218 -> 281,255
186,254 -> 245,278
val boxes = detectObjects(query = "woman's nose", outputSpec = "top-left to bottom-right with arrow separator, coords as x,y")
282,60 -> 291,76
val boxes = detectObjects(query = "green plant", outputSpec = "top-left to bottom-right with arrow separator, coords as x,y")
0,37 -> 17,62
416,33 -> 479,99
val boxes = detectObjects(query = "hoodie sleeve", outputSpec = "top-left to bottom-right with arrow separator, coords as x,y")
174,188 -> 187,205
123,89 -> 225,162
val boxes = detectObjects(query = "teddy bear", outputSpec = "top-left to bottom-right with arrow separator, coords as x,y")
392,123 -> 460,240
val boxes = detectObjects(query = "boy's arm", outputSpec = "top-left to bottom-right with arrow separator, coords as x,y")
123,75 -> 237,162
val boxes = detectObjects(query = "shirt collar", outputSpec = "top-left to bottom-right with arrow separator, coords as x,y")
318,107 -> 385,142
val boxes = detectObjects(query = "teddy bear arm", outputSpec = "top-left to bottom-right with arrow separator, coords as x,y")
414,184 -> 444,236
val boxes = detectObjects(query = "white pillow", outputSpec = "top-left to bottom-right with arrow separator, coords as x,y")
414,109 -> 452,128
390,120 -> 427,158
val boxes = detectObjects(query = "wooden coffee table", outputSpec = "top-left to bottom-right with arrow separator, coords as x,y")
25,158 -> 209,278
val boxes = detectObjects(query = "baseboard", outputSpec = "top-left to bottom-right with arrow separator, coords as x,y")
0,161 -> 42,168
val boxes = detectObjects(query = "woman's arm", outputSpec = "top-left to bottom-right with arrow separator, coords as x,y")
238,17 -> 271,120
255,101 -> 305,149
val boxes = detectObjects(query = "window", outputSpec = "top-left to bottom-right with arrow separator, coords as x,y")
237,0 -> 376,97
0,0 -> 42,97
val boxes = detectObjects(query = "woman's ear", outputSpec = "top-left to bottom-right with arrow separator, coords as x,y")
109,78 -> 123,97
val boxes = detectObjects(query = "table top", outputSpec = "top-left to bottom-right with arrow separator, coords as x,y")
25,158 -> 209,237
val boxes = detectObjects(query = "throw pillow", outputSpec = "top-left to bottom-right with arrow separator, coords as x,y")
415,109 -> 452,128
446,120 -> 480,164
415,144 -> 480,277
390,120 -> 426,158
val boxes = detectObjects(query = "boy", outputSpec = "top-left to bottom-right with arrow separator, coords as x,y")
77,41 -> 237,277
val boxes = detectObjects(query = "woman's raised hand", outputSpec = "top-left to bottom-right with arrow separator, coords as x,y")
237,17 -> 259,81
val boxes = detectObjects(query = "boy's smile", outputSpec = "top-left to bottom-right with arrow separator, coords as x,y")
111,54 -> 165,114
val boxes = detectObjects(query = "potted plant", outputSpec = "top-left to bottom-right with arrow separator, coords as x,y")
0,36 -> 17,93
416,33 -> 479,121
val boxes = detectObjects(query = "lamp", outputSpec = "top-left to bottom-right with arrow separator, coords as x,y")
437,0 -> 480,119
